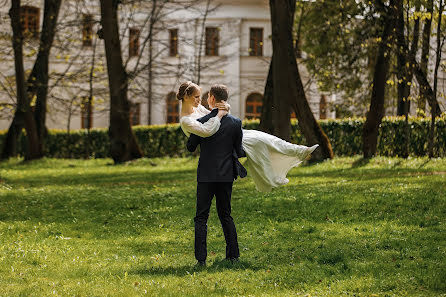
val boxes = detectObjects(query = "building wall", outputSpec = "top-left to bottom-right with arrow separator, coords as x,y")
0,0 -> 329,132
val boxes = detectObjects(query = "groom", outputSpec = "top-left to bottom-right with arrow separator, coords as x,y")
186,84 -> 246,266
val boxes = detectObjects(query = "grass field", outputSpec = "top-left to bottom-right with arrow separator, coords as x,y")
0,156 -> 445,296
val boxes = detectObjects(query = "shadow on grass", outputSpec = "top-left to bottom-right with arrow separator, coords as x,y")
130,259 -> 262,277
287,166 -> 444,181
418,158 -> 431,169
3,168 -> 196,188
351,157 -> 370,168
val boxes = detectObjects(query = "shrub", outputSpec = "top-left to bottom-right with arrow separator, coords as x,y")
0,117 -> 444,158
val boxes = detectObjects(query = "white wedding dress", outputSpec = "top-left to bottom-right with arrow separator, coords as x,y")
180,104 -> 319,192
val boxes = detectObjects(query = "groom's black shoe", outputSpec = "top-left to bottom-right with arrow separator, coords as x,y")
196,260 -> 206,267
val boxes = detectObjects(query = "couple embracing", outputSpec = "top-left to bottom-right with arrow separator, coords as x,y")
177,82 -> 318,266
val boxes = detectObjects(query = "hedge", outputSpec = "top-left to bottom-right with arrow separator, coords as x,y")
0,116 -> 445,159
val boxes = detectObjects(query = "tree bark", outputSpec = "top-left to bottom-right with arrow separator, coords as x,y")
396,1 -> 420,117
86,33 -> 98,158
419,0 -> 433,115
402,1 -> 441,118
269,0 -> 333,160
259,56 -> 274,134
410,54 -> 442,116
2,1 -> 40,160
31,0 -> 62,157
147,0 -> 156,125
269,0 -> 291,141
396,0 -> 420,158
99,0 -> 142,163
363,0 -> 394,158
429,0 -> 443,158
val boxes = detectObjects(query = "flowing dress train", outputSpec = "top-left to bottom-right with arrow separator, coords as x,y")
180,104 -> 318,192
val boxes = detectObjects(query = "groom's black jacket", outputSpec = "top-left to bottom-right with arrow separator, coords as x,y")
187,109 -> 246,182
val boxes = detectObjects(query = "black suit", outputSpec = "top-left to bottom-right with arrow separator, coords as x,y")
187,109 -> 245,261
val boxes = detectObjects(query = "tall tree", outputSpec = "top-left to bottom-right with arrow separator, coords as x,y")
269,0 -> 333,160
99,0 -> 143,163
363,0 -> 395,158
2,1 -> 40,160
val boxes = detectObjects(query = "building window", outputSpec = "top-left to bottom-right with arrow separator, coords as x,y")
249,28 -> 263,56
20,6 -> 40,38
205,27 -> 219,56
81,98 -> 93,129
82,14 -> 93,47
319,95 -> 327,119
130,102 -> 141,126
201,91 -> 210,110
167,92 -> 179,123
245,93 -> 263,119
129,28 -> 140,57
169,29 -> 178,56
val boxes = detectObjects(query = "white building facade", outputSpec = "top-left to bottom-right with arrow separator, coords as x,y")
0,0 -> 332,131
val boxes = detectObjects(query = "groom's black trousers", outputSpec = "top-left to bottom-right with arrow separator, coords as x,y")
194,182 -> 240,262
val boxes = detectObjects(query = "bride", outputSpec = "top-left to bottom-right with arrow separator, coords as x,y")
177,81 -> 319,192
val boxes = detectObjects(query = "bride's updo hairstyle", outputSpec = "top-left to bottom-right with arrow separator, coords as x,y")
176,81 -> 200,101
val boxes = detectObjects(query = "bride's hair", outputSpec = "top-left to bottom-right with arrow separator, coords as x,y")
176,81 -> 200,101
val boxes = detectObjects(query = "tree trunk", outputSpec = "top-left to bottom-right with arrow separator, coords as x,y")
269,0 -> 333,160
396,0 -> 420,158
419,0 -> 433,115
31,0 -> 62,157
86,34 -> 98,158
2,1 -> 40,160
396,1 -> 419,117
1,0 -> 61,160
429,0 -> 443,158
410,55 -> 442,117
404,3 -> 421,158
270,0 -> 291,141
294,3 -> 305,58
259,56 -> 274,134
401,1 -> 441,118
363,0 -> 394,158
147,0 -> 156,125
99,0 -> 142,163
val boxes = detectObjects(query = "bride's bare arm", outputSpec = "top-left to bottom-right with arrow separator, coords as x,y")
215,102 -> 230,112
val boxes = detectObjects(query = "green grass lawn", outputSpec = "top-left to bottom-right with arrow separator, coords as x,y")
0,156 -> 445,296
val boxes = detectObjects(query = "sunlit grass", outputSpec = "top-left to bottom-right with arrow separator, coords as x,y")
0,156 -> 445,296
